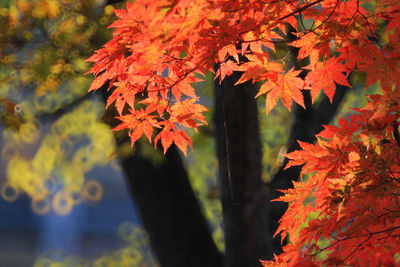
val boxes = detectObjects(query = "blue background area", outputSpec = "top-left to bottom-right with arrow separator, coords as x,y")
0,165 -> 140,267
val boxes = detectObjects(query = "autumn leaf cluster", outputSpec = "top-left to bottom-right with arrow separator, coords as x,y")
88,0 -> 400,264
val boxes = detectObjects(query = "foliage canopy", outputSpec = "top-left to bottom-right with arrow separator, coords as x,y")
88,0 -> 400,265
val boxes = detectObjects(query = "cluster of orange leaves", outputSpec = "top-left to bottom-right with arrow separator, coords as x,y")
88,0 -> 400,264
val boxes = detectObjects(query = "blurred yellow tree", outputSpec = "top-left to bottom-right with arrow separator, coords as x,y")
0,0 -> 121,215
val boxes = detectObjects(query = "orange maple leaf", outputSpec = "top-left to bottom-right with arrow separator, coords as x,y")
106,82 -> 136,114
113,109 -> 158,146
235,53 -> 282,85
305,57 -> 350,102
215,60 -> 243,82
256,68 -> 305,114
154,122 -> 192,156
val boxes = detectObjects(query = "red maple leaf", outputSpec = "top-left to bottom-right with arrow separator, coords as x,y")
256,69 -> 305,114
305,57 -> 350,102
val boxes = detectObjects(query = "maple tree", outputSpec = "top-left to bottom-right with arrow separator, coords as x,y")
1,1 -> 224,266
88,0 -> 400,265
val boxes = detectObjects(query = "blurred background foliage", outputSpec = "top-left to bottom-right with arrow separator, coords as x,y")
0,0 -> 120,213
0,0 -> 381,266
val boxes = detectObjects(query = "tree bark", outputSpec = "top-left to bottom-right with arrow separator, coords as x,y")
214,72 -> 268,267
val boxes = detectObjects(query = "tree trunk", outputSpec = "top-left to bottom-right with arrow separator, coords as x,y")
214,72 -> 268,267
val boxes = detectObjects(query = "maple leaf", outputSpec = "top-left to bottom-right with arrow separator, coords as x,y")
170,82 -> 197,101
88,72 -> 109,92
170,98 -> 208,129
241,32 -> 266,54
387,7 -> 400,32
218,44 -> 239,63
235,53 -> 282,85
256,69 -> 305,114
291,33 -> 321,62
129,120 -> 154,145
113,109 -> 158,147
106,82 -> 137,114
305,57 -> 350,102
215,60 -> 243,82
361,51 -> 400,93
154,122 -> 192,156
172,129 -> 192,156
155,128 -> 173,154
140,97 -> 169,116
